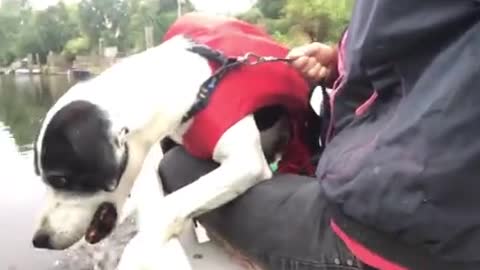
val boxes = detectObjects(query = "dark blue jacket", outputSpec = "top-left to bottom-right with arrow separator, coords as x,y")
318,1 -> 480,269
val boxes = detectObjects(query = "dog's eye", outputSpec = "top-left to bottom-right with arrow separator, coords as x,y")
48,176 -> 68,189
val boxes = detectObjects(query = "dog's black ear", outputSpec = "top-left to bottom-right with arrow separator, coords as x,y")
33,132 -> 40,176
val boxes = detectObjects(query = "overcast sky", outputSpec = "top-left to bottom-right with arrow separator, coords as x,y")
25,0 -> 256,14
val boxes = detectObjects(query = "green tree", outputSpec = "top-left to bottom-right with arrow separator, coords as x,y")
13,2 -> 78,63
0,13 -> 20,65
125,0 -> 190,52
0,0 -> 30,15
256,0 -> 286,19
238,0 -> 354,46
36,3 -> 78,54
236,6 -> 264,24
77,0 -> 130,50
63,36 -> 90,60
124,0 -> 164,51
0,0 -> 32,65
281,0 -> 353,43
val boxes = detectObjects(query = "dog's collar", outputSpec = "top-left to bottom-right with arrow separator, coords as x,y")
111,143 -> 128,191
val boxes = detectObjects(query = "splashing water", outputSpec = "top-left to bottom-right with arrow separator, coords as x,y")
50,211 -> 138,270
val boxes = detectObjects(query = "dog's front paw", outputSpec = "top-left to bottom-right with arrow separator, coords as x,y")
117,233 -> 192,270
160,215 -> 188,242
141,212 -> 188,244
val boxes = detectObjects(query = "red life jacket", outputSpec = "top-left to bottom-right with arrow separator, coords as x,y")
163,13 -> 314,175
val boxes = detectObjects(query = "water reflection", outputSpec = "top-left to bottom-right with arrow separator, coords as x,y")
0,75 -> 74,270
0,75 -> 72,150
0,75 -> 137,270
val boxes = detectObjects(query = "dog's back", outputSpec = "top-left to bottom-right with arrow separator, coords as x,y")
163,13 -> 316,175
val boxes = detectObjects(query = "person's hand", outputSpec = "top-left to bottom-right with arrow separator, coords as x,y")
287,42 -> 337,83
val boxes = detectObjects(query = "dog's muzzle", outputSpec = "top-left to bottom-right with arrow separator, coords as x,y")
85,202 -> 118,244
32,232 -> 53,249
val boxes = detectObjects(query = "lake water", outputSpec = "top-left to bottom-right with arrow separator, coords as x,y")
0,75 -> 137,270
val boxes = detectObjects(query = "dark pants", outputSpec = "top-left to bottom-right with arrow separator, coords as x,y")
158,147 -> 369,270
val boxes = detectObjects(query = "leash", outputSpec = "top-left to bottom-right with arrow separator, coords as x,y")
181,44 -> 294,123
237,52 -> 294,66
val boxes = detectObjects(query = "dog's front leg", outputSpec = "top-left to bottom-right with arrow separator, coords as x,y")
155,115 -> 273,242
117,144 -> 193,270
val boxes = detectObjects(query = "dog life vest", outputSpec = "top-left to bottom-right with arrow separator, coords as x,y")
163,13 -> 314,175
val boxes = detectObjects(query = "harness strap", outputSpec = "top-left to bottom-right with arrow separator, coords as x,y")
182,42 -> 296,123
186,43 -> 232,66
182,44 -> 243,123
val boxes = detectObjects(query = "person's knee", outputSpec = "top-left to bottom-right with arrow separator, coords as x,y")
158,146 -> 219,193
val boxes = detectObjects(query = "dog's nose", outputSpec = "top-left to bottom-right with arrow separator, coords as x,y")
32,233 -> 52,249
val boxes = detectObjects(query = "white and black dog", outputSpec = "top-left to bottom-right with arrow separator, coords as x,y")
32,13 -> 322,269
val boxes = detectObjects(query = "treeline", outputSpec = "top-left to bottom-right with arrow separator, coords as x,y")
0,0 -> 354,66
0,0 -> 195,66
237,0 -> 354,46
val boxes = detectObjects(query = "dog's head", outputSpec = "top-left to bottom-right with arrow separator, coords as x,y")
32,99 -> 131,250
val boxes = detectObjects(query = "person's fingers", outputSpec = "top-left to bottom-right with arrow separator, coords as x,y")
287,43 -> 317,59
289,42 -> 333,60
287,46 -> 308,59
319,66 -> 329,79
307,63 -> 323,80
288,42 -> 337,83
288,43 -> 336,78
302,57 -> 317,74
312,44 -> 336,66
291,55 -> 309,70
302,43 -> 327,57
287,43 -> 322,58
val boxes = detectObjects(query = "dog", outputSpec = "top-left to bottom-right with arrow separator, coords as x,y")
32,12 -> 322,269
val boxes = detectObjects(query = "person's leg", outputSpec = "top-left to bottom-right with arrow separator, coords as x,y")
158,146 -> 366,270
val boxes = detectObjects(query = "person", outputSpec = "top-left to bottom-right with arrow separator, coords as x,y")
159,1 -> 480,269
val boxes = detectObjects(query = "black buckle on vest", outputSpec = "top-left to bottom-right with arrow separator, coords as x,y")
187,43 -> 232,66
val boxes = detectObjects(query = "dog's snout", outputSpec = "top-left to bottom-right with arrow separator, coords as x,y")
32,233 -> 52,249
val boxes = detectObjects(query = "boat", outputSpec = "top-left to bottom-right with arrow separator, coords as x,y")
14,68 -> 41,75
67,68 -> 93,80
172,221 -> 247,269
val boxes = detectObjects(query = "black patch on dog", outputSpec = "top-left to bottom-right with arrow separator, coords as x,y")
40,101 -> 125,193
160,137 -> 179,154
254,105 -> 291,163
253,105 -> 286,131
